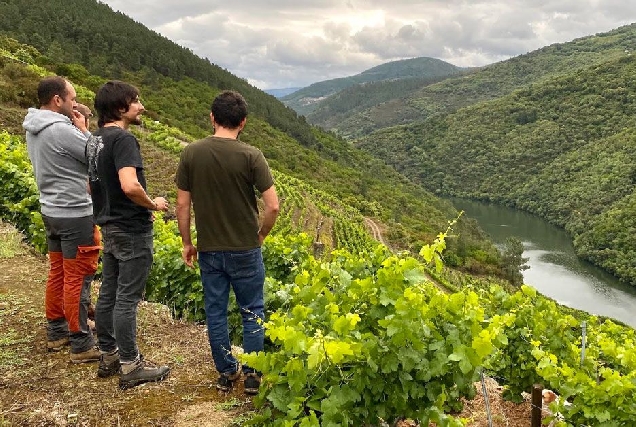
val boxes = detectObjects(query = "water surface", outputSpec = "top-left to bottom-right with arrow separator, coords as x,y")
450,198 -> 636,328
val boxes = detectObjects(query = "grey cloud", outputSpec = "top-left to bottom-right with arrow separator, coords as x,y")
100,0 -> 636,89
353,21 -> 444,60
323,22 -> 352,43
601,0 -> 636,20
269,37 -> 343,66
486,13 -> 537,41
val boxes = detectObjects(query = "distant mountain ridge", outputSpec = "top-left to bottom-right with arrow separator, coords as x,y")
305,73 -> 465,135
265,87 -> 302,98
281,57 -> 463,116
317,24 -> 636,139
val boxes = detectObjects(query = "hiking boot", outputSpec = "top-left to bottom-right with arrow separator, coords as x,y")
47,337 -> 70,352
119,355 -> 170,390
216,369 -> 241,392
97,350 -> 120,378
70,346 -> 100,364
243,372 -> 261,395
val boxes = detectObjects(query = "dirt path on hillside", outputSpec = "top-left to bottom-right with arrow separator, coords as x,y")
364,217 -> 386,245
0,222 -> 538,426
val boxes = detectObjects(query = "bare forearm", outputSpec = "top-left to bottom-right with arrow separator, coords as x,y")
123,182 -> 157,210
259,207 -> 279,240
258,186 -> 280,241
119,167 -> 167,211
176,204 -> 192,245
176,189 -> 193,245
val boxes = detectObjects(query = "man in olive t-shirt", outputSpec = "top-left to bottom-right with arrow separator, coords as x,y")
175,90 -> 279,395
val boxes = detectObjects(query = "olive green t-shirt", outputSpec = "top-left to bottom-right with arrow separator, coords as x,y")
175,136 -> 274,251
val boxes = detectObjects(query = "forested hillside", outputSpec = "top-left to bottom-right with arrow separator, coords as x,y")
3,6 -> 636,426
326,23 -> 636,139
358,51 -> 636,285
0,0 -> 317,145
0,1 -> 501,273
281,57 -> 462,117
305,73 -> 461,136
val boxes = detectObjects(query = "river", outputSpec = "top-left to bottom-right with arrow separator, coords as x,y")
449,198 -> 636,328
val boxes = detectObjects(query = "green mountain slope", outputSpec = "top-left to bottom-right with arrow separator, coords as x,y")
281,57 -> 462,116
329,24 -> 636,139
306,74 -> 459,134
0,10 -> 501,274
0,0 -> 324,150
357,52 -> 636,284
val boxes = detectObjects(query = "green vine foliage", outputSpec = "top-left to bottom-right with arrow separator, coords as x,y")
0,131 -> 46,252
261,232 -> 314,284
479,285 -> 580,402
478,283 -> 636,425
4,128 -> 636,425
241,231 -> 512,426
146,215 -> 204,321
530,319 -> 636,426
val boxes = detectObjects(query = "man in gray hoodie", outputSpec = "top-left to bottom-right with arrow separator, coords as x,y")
23,76 -> 101,363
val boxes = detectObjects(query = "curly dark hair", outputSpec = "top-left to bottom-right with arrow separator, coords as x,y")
211,90 -> 248,129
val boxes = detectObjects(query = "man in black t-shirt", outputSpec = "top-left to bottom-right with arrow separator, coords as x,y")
88,81 -> 170,390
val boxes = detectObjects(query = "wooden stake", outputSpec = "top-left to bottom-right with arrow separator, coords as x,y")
531,383 -> 543,427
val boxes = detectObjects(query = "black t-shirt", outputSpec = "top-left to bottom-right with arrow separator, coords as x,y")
87,126 -> 152,232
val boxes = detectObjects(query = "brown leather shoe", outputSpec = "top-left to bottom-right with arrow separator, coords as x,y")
97,350 -> 120,378
119,356 -> 170,390
47,337 -> 70,352
70,347 -> 100,364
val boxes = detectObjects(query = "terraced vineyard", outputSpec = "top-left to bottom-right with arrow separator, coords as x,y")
273,172 -> 376,255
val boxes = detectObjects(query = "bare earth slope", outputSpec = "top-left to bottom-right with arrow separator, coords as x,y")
0,223 -> 250,426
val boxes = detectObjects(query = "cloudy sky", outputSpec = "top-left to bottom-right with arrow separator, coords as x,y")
99,0 -> 636,90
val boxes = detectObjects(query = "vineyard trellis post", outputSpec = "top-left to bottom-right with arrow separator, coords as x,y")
531,383 -> 543,427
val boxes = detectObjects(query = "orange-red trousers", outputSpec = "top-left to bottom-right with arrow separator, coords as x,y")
45,224 -> 101,333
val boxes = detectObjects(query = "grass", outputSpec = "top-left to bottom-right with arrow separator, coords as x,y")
0,293 -> 35,369
0,224 -> 26,258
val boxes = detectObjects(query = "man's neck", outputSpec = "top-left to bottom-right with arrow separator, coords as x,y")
213,128 -> 240,139
40,105 -> 63,115
104,120 -> 128,130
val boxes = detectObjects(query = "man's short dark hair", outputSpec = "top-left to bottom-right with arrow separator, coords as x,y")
211,91 -> 248,129
37,76 -> 68,107
94,81 -> 140,127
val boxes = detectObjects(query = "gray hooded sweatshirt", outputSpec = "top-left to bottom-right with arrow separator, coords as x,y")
23,108 -> 93,218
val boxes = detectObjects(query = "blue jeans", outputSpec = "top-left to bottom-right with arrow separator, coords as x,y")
95,225 -> 153,363
198,248 -> 265,375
